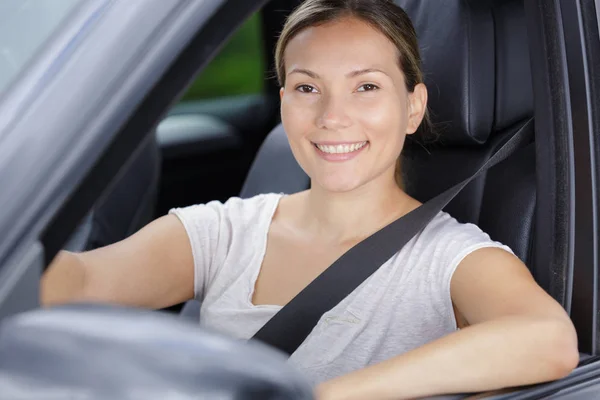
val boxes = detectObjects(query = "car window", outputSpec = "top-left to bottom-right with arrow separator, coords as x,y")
181,12 -> 265,101
0,0 -> 82,95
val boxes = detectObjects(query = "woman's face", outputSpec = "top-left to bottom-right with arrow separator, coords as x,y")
280,17 -> 427,193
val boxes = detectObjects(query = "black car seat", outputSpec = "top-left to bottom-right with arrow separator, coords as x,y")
65,132 -> 161,252
182,0 -> 567,318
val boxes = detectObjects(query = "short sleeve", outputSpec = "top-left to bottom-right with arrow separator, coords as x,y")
167,194 -> 279,302
425,213 -> 515,326
169,200 -> 226,301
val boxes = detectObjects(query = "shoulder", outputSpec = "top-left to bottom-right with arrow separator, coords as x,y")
168,192 -> 283,229
166,193 -> 284,299
402,212 -> 515,324
419,211 -> 512,256
408,211 -> 514,286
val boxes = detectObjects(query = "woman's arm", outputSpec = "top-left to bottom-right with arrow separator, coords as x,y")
315,247 -> 579,400
41,214 -> 195,309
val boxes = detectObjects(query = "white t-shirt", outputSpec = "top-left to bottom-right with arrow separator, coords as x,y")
169,193 -> 513,385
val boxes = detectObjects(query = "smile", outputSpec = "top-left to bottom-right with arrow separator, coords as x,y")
312,140 -> 369,162
313,141 -> 368,154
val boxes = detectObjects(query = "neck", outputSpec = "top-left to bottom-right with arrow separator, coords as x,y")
299,172 -> 415,245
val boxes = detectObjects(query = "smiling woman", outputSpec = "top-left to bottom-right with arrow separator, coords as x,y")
40,0 -> 579,399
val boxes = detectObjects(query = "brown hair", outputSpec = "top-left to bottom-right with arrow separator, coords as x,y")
274,0 -> 431,189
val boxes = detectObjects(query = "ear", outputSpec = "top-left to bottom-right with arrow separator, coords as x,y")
406,83 -> 428,135
279,87 -> 285,101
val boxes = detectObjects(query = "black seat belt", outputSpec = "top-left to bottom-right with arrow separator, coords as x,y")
252,119 -> 534,356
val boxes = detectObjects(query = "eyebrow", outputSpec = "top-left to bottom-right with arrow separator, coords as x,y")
288,68 -> 320,79
346,68 -> 390,78
287,67 -> 390,79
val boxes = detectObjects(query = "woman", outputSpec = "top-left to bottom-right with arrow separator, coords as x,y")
42,0 -> 579,399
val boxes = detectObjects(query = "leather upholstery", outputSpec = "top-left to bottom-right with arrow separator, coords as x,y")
403,129 -> 519,225
240,124 -> 309,198
492,0 -> 534,131
396,0 -> 496,146
479,142 -> 536,264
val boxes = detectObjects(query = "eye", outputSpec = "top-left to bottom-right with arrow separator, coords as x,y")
357,83 -> 380,92
295,84 -> 318,94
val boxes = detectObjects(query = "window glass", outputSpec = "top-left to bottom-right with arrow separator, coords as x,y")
181,12 -> 265,101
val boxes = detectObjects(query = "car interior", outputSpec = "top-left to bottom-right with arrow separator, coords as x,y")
4,0 -> 598,397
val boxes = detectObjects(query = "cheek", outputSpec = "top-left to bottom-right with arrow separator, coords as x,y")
353,95 -> 406,143
280,97 -> 311,159
281,92 -> 319,144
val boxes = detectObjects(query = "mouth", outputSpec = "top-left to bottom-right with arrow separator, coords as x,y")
312,141 -> 369,154
311,140 -> 369,162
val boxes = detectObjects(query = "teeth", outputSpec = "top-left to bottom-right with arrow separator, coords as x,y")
316,141 -> 367,154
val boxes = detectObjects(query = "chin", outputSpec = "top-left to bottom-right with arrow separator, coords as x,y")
313,175 -> 365,193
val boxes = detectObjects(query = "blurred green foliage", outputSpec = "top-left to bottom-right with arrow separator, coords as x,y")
181,13 -> 266,101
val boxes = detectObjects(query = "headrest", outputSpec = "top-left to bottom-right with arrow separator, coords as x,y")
397,0 -> 495,146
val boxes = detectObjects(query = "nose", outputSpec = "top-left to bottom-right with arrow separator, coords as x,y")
316,93 -> 352,131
